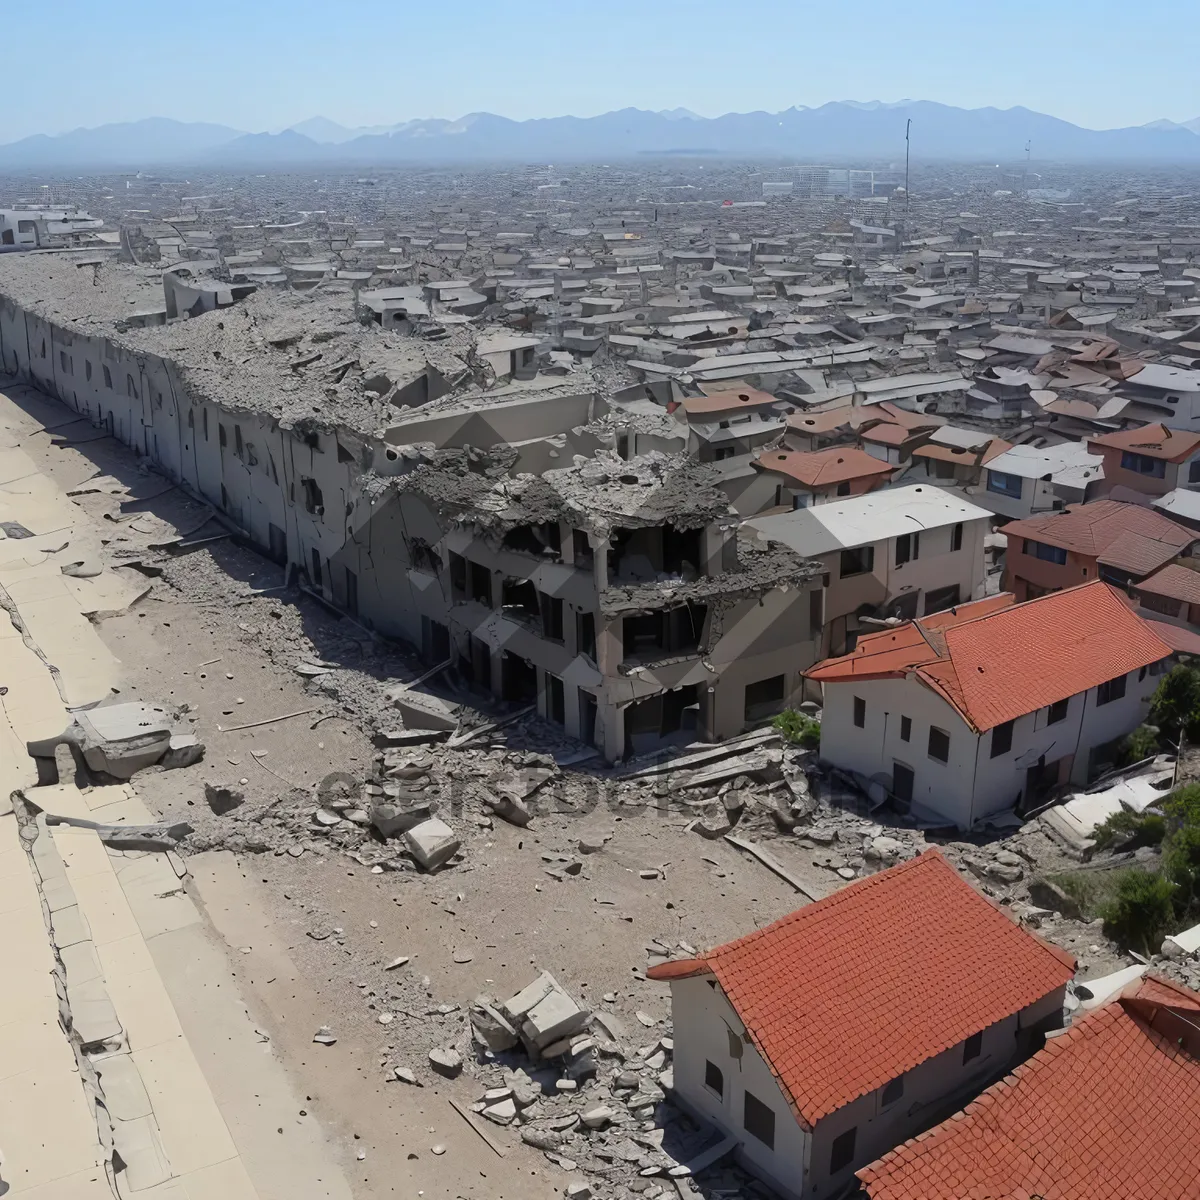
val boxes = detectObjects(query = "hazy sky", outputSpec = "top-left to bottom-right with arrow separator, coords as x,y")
9,0 -> 1200,141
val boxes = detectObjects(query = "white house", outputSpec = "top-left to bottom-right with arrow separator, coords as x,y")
980,441 -> 1103,521
647,849 -> 1075,1200
747,485 -> 991,657
806,581 -> 1174,829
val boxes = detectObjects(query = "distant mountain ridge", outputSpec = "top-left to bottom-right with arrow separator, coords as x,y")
4,102 -> 1200,168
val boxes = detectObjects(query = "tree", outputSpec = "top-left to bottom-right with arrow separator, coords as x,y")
1149,665 -> 1200,744
1092,809 -> 1166,852
772,709 -> 821,750
1117,724 -> 1160,766
1100,869 -> 1176,955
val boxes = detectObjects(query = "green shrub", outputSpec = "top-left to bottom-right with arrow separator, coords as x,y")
772,709 -> 821,749
1092,809 -> 1167,851
1118,724 -> 1160,766
1149,665 -> 1200,744
1164,823 -> 1200,915
1164,783 -> 1200,828
1100,868 -> 1176,953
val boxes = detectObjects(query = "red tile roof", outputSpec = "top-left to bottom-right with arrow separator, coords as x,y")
807,581 -> 1173,731
1136,561 -> 1200,605
647,849 -> 1075,1130
1089,422 -> 1200,463
753,445 -> 894,488
1003,500 -> 1194,574
858,975 -> 1200,1200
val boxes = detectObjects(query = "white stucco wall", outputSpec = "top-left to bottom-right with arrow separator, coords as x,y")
819,664 -> 1161,829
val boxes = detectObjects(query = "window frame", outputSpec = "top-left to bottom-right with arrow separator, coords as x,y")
895,531 -> 920,566
928,726 -> 950,763
1096,674 -> 1127,706
742,1090 -> 776,1150
990,720 -> 1014,758
951,521 -> 964,552
853,696 -> 866,729
704,1059 -> 724,1099
839,546 -> 875,578
1047,697 -> 1069,725
829,1127 -> 857,1175
963,1030 -> 983,1064
899,715 -> 912,742
986,470 -> 1023,498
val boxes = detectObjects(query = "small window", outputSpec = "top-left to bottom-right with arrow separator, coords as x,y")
704,1060 -> 724,1098
987,470 -> 1023,498
840,546 -> 874,578
928,726 -> 950,763
1189,459 -> 1200,485
830,1127 -> 857,1174
853,696 -> 866,728
951,521 -> 963,552
1023,539 -> 1068,566
545,673 -> 565,725
743,1091 -> 775,1149
85,360 -> 92,381
924,583 -> 961,615
881,1074 -> 904,1107
895,532 -> 919,566
540,593 -> 564,641
1120,451 -> 1166,479
991,720 -> 1014,758
745,675 -> 786,722
1047,697 -> 1069,725
1096,674 -> 1126,706
836,480 -> 851,496
103,364 -> 112,389
900,715 -> 912,742
809,586 -> 823,633
963,1031 -> 983,1064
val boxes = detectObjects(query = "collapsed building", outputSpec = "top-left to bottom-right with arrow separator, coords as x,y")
0,253 -> 820,760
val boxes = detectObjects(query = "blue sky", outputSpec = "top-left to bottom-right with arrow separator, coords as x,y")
8,0 -> 1199,140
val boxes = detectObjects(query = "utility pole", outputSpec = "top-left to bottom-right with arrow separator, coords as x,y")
905,119 -> 911,212
1023,140 -> 1031,195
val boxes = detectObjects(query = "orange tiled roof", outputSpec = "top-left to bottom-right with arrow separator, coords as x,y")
1089,422 -> 1200,463
753,445 -> 894,488
648,850 -> 1075,1130
1136,562 -> 1200,605
858,975 -> 1200,1200
807,581 -> 1173,731
1003,499 -> 1194,564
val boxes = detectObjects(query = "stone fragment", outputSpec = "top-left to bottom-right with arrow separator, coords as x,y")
428,1046 -> 462,1077
404,818 -> 461,872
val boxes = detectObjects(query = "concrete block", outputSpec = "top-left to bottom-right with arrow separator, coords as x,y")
403,818 -> 460,872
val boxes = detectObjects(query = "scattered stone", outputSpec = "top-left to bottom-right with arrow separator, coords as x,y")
482,1098 -> 518,1124
566,1183 -> 592,1200
204,781 -> 245,815
428,1046 -> 463,1077
635,1011 -> 656,1027
384,956 -> 410,970
521,1128 -> 565,1152
312,1026 -> 337,1046
393,1067 -> 421,1085
581,1105 -> 615,1129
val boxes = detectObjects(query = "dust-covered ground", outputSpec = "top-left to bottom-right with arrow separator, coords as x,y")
3,374 -> 1174,1200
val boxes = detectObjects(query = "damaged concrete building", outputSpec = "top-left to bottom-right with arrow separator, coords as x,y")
0,254 -> 821,760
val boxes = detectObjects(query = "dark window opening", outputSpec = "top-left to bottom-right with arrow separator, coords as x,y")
545,673 -> 565,724
1047,697 -> 1070,725
610,525 -> 702,583
501,577 -> 541,622
900,715 -> 912,741
126,373 -> 137,399
704,1060 -> 724,1098
103,365 -> 112,389
449,552 -> 467,599
809,586 -> 824,635
301,477 -> 324,517
502,522 -> 562,559
840,546 -> 874,578
423,618 -> 451,665
1097,674 -> 1126,706
830,1127 -> 857,1174
470,561 -> 493,607
745,675 -> 786,723
579,690 -> 598,747
268,523 -> 286,564
881,1075 -> 904,1106
836,480 -> 851,496
234,424 -> 244,460
853,696 -> 866,728
951,521 -> 963,552
310,548 -> 323,589
991,720 -> 1014,758
573,529 -> 594,570
540,593 -> 564,641
892,762 -> 914,806
576,611 -> 596,660
963,1031 -> 983,1063
622,602 -> 707,663
1120,451 -> 1166,478
302,430 -> 321,451
1023,539 -> 1067,566
924,583 -> 960,615
219,423 -> 228,448
501,651 -> 538,704
742,1091 -> 775,1150
895,532 -> 919,565
337,440 -> 355,463
928,726 -> 950,763
410,538 -> 442,574
623,685 -> 699,755
987,470 -> 1023,498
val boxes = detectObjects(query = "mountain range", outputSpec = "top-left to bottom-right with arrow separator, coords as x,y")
4,102 -> 1200,169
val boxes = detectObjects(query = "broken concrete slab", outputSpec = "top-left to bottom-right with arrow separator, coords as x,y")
27,701 -> 203,781
204,781 -> 245,815
403,818 -> 461,871
502,970 -> 591,1057
371,801 -> 434,837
